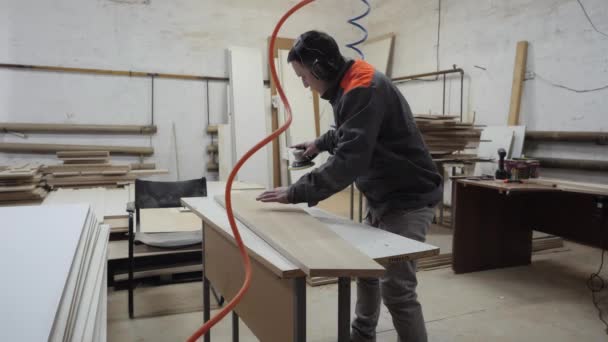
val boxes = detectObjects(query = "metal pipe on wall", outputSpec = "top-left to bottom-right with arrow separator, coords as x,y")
392,66 -> 465,121
391,67 -> 464,82
526,131 -> 608,144
533,157 -> 608,172
0,62 -> 229,82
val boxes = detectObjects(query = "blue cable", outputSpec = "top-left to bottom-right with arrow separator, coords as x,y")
346,0 -> 371,59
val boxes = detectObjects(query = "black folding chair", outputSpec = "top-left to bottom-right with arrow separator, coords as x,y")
127,177 -> 223,318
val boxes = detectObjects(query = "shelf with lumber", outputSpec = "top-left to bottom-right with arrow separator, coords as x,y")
414,115 -> 482,157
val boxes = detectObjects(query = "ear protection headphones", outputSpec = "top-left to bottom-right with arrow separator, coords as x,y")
293,36 -> 339,81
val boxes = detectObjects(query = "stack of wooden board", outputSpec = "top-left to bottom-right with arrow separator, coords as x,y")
0,163 -> 47,204
42,151 -> 168,188
415,115 -> 482,157
0,204 -> 109,342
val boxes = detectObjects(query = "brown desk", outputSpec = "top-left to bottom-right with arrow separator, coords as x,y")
452,179 -> 608,274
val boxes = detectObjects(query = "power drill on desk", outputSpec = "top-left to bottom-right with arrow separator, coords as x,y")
289,147 -> 318,171
495,147 -> 521,183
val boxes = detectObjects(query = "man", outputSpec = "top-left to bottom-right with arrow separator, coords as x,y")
257,30 -> 442,342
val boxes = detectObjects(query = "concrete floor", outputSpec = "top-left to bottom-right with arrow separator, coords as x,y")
108,240 -> 608,341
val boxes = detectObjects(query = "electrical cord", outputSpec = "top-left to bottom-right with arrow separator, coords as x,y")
587,248 -> 608,333
532,72 -> 608,93
587,197 -> 608,334
186,0 -> 315,340
576,0 -> 608,38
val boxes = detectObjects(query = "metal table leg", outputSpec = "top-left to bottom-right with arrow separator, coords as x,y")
203,276 -> 210,342
350,184 -> 355,221
232,312 -> 239,342
338,277 -> 351,342
358,189 -> 363,223
294,277 -> 306,342
203,222 -> 211,342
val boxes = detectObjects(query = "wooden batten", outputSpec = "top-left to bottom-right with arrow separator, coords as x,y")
0,142 -> 153,156
57,151 -> 110,158
0,122 -> 157,135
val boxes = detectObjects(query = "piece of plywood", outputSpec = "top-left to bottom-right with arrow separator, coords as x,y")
216,191 -> 385,278
43,186 -> 131,222
103,217 -> 129,232
228,46 -> 270,188
363,33 -> 395,75
139,208 -> 201,233
510,125 -> 526,158
508,41 -> 528,126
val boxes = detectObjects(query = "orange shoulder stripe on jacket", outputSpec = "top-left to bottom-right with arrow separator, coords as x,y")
340,60 -> 375,95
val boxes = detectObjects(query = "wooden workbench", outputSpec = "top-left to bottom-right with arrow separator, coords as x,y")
182,182 -> 439,342
452,178 -> 608,274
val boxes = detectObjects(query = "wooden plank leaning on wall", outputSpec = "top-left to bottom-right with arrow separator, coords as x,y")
507,41 -> 528,126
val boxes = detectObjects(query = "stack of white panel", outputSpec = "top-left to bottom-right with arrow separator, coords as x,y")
0,204 -> 109,342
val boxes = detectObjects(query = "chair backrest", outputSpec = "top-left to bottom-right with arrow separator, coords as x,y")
135,177 -> 207,210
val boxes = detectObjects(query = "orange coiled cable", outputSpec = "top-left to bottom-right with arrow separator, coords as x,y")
186,0 -> 316,340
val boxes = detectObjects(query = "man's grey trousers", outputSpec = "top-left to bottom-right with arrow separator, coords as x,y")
351,206 -> 435,342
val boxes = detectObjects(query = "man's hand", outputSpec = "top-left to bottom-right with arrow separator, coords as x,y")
256,187 -> 290,204
291,141 -> 320,158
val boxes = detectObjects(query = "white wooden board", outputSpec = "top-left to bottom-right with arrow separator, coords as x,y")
71,224 -> 109,342
49,212 -> 97,341
510,125 -> 526,158
0,204 -> 90,342
228,46 -> 271,188
363,33 -> 395,75
43,186 -> 131,221
217,124 -> 233,182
